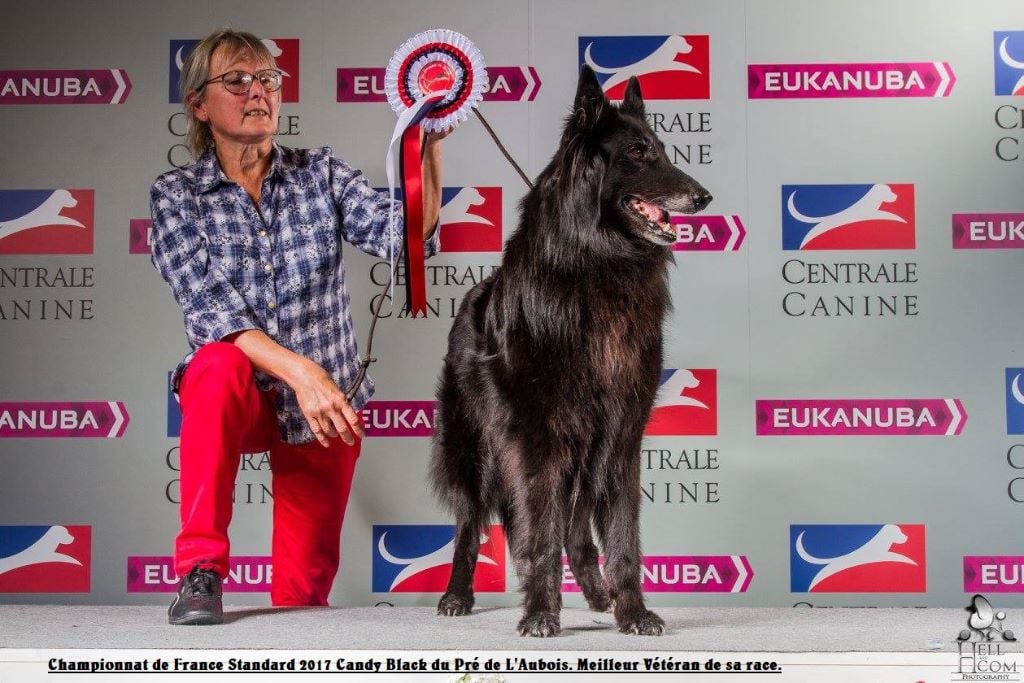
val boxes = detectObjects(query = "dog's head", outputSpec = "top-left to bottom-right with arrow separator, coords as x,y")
555,65 -> 712,248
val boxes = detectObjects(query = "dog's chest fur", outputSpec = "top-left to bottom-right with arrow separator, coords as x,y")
582,271 -> 667,388
493,257 -> 669,410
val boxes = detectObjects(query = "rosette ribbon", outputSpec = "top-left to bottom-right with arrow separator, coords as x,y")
384,29 -> 487,317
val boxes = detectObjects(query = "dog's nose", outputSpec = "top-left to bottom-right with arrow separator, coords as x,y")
691,190 -> 712,212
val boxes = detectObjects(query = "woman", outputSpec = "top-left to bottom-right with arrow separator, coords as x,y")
150,28 -> 444,624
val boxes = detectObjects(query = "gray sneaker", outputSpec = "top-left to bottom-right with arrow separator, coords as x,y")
168,565 -> 223,625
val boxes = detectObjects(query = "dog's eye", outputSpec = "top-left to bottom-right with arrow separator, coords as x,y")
628,142 -> 649,159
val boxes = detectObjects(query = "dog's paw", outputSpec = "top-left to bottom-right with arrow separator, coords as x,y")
437,592 -> 474,617
617,609 -> 665,636
585,592 -> 613,613
517,612 -> 560,637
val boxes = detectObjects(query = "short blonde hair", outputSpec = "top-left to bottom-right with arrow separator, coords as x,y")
179,28 -> 276,159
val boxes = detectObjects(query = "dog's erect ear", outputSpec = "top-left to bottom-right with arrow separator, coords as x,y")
620,76 -> 645,117
573,64 -> 608,130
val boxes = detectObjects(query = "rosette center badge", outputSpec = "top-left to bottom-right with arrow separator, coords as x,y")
385,29 -> 488,132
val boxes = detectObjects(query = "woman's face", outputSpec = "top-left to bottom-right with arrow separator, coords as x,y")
191,45 -> 280,150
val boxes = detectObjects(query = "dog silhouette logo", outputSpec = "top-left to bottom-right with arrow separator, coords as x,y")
439,186 -> 503,252
995,32 -> 1024,96
654,369 -> 709,410
1005,369 -> 1024,435
376,530 -> 497,592
372,525 -> 505,593
584,35 -> 701,93
440,187 -> 495,228
260,39 -> 293,79
790,524 -> 926,592
0,189 -> 85,241
578,35 -> 710,100
0,189 -> 94,254
0,525 -> 81,575
782,183 -> 915,250
796,524 -> 915,591
787,184 -> 906,249
0,525 -> 91,592
646,369 -> 717,436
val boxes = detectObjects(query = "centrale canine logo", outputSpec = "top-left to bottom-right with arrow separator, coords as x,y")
782,183 -> 916,251
578,35 -> 710,100
0,525 -> 91,592
790,524 -> 926,592
646,369 -> 717,436
372,524 -> 505,593
0,189 -> 94,254
1006,369 -> 1024,435
995,31 -> 1024,96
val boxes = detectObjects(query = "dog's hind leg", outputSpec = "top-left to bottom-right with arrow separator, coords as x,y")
565,497 -> 612,612
597,429 -> 665,636
437,506 -> 482,616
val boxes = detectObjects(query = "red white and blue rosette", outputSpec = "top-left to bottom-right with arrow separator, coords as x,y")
386,28 -> 488,133
384,29 -> 487,317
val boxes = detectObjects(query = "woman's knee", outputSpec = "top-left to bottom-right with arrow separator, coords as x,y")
190,341 -> 252,377
181,342 -> 256,403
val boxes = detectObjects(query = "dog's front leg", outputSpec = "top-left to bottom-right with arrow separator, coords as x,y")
437,516 -> 481,616
599,449 -> 665,635
513,468 -> 567,637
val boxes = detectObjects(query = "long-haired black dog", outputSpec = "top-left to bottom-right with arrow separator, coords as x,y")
429,65 -> 712,637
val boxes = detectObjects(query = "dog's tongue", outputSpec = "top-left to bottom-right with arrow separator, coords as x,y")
630,197 -> 670,228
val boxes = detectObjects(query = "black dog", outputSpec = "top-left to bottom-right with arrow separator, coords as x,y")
429,65 -> 711,637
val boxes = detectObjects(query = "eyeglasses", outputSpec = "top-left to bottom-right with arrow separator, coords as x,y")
200,69 -> 283,95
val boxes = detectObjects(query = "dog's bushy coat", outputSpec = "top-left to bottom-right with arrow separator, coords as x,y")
430,66 -> 711,637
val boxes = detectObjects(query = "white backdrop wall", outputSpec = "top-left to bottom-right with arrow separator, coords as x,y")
0,0 -> 1022,608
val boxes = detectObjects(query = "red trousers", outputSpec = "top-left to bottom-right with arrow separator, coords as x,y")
173,341 -> 360,606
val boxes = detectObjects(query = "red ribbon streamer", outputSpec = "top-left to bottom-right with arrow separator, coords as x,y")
400,123 -> 428,317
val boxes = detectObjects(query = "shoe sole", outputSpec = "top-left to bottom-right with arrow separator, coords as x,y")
168,595 -> 223,626
168,610 -> 223,626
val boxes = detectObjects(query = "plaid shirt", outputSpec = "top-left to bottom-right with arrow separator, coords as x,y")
150,144 -> 438,444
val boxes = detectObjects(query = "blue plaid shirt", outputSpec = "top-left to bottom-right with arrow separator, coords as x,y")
150,144 -> 438,444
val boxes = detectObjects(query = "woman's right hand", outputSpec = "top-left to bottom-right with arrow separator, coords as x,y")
230,330 -> 365,448
290,358 -> 364,447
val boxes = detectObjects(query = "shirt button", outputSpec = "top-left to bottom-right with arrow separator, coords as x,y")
264,263 -> 272,272
259,231 -> 267,238
268,302 -> 276,310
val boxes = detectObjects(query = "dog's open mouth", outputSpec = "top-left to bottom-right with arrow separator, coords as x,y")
624,195 -> 676,244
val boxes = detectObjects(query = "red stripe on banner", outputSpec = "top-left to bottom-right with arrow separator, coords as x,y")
401,124 -> 428,317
